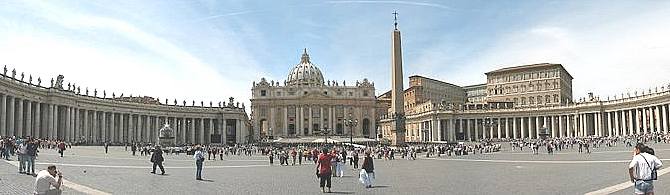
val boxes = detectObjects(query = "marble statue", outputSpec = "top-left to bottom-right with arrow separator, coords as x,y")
112,93 -> 115,98
67,83 -> 71,91
20,73 -> 24,81
183,100 -> 186,106
94,89 -> 97,97
103,90 -> 106,98
86,88 -> 89,95
209,101 -> 212,107
37,77 -> 41,86
200,101 -> 203,107
77,87 -> 80,94
192,100 -> 195,106
54,75 -> 64,89
11,69 -> 16,78
2,65 -> 6,76
50,78 -> 54,87
29,75 -> 32,84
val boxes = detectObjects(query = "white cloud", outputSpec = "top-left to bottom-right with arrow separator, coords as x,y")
0,2 -> 266,113
415,5 -> 670,101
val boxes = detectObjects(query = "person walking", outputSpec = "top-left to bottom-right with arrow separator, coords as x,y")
194,146 -> 205,180
104,142 -> 109,154
352,151 -> 359,169
360,151 -> 375,188
57,142 -> 65,158
34,165 -> 63,195
131,144 -> 137,156
629,143 -> 662,195
316,149 -> 334,193
150,146 -> 165,175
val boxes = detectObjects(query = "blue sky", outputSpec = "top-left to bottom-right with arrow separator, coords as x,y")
1,1 -> 670,110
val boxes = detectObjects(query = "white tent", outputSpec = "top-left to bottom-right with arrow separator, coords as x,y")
311,138 -> 340,143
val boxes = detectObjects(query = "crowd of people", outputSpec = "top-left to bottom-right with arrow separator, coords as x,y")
5,132 -> 670,194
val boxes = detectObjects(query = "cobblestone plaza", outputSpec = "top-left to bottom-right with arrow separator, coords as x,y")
1,144 -> 669,194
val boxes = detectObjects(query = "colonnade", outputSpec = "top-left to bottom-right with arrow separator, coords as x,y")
406,103 -> 670,142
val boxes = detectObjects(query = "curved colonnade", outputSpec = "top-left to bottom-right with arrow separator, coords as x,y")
382,87 -> 670,142
0,74 -> 249,145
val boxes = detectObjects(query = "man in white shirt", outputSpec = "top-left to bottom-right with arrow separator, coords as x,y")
629,143 -> 663,195
34,165 -> 63,195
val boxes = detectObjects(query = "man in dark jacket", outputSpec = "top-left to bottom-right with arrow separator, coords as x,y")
362,151 -> 375,188
150,146 -> 165,175
26,139 -> 38,175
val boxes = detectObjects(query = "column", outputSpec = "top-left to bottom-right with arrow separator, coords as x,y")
593,112 -> 603,136
475,119 -> 480,141
466,119 -> 472,141
283,107 -> 288,136
180,118 -> 186,144
198,118 -> 204,144
190,118 -> 196,143
0,95 -> 5,136
607,112 -> 612,136
64,107 -> 71,142
83,109 -> 89,141
299,106 -> 304,135
521,117 -> 527,138
614,111 -> 620,136
34,102 -> 40,138
145,115 -> 150,142
110,113 -> 116,142
319,107 -> 324,134
662,105 -> 668,134
101,112 -> 107,142
308,107 -> 313,135
208,118 -> 214,144
16,98 -> 23,137
505,118 -> 510,139
557,115 -> 563,138
25,100 -> 32,137
7,96 -> 14,137
642,108 -> 647,134
653,106 -> 663,133
626,110 -> 636,135
119,113 -> 125,143
534,116 -> 539,139
154,116 -> 159,142
496,118 -> 502,139
54,105 -> 59,139
513,117 -> 518,138
649,106 -> 657,133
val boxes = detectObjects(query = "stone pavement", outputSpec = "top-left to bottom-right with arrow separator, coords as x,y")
0,143 -> 669,194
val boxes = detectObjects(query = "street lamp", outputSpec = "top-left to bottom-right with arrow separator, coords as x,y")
321,127 -> 331,144
344,113 -> 359,147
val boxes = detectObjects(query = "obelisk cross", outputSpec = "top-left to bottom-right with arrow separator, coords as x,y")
392,10 -> 399,30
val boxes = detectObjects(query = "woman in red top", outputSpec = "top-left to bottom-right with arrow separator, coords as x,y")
316,149 -> 333,193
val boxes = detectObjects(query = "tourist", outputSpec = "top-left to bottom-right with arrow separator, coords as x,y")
104,142 -> 109,154
26,139 -> 38,175
34,165 -> 63,195
336,152 -> 344,177
360,150 -> 375,188
269,150 -> 274,165
629,143 -> 662,195
57,142 -> 65,157
150,146 -> 165,175
194,146 -> 205,180
131,143 -> 137,156
316,148 -> 333,193
352,150 -> 359,169
18,139 -> 27,174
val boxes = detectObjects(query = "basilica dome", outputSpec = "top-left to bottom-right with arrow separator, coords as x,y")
286,49 -> 324,86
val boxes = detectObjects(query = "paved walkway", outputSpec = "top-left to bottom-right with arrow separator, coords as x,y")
0,143 -> 669,194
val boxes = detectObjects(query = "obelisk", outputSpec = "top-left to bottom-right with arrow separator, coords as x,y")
390,11 -> 406,145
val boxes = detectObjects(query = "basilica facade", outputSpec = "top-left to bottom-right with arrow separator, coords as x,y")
250,49 -> 377,140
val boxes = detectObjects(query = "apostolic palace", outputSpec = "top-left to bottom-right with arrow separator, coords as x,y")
2,19 -> 670,146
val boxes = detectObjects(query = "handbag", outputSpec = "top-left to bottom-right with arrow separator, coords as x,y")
640,154 -> 658,180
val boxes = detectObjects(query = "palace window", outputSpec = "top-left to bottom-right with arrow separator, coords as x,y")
529,97 -> 534,104
545,95 -> 551,103
537,96 -> 543,104
260,90 -> 267,96
363,90 -> 369,96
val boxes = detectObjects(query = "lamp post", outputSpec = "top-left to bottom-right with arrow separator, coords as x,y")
321,127 -> 331,145
344,113 -> 359,147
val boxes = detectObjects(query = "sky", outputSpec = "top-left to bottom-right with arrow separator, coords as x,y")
1,0 -> 670,113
